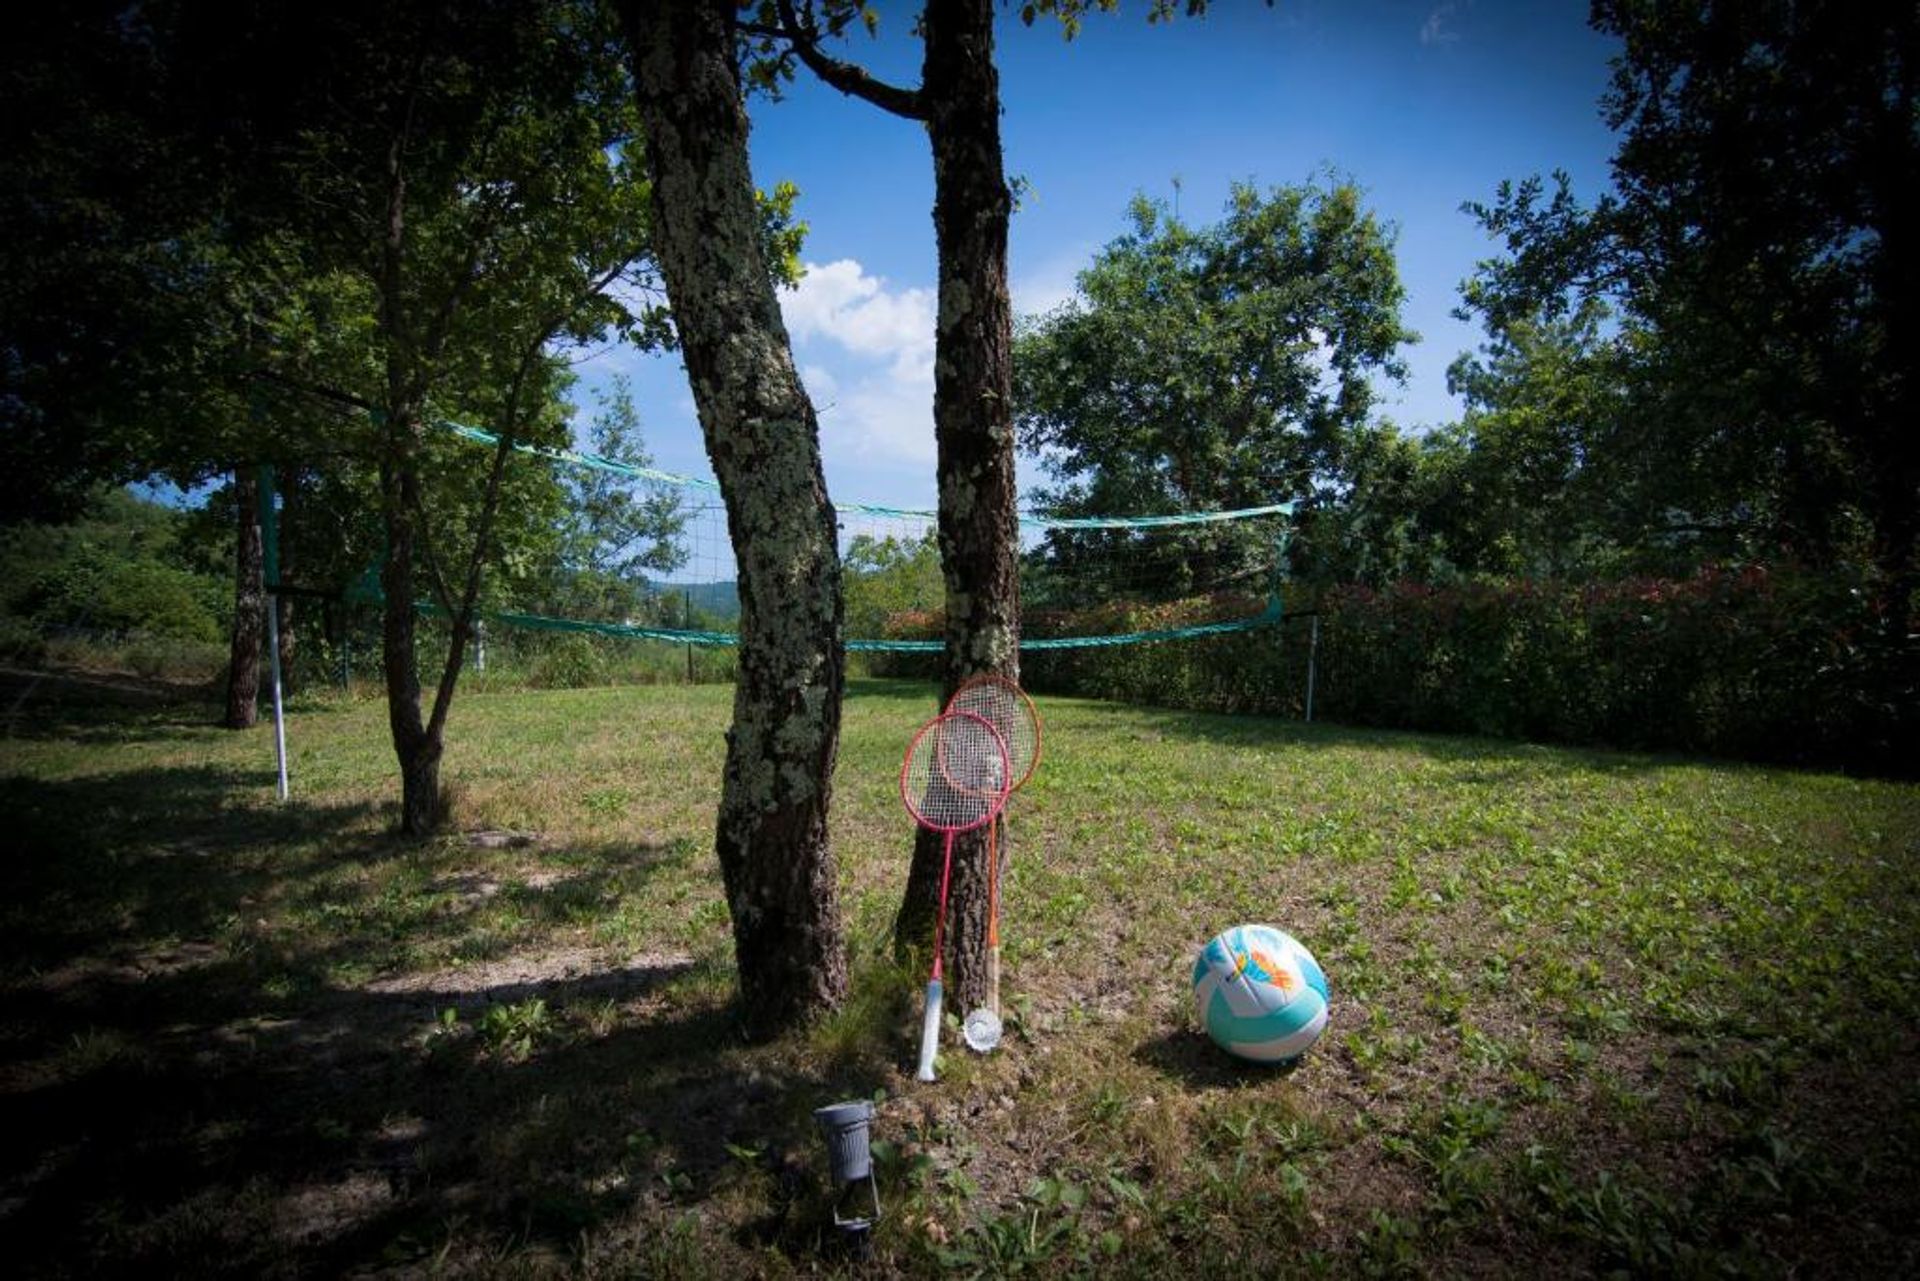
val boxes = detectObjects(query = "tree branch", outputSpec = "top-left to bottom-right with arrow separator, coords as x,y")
244,368 -> 377,414
426,372 -> 521,743
425,247 -> 645,740
774,0 -> 926,120
406,480 -> 458,619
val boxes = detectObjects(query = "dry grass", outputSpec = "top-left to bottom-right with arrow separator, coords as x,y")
1,674 -> 1917,1276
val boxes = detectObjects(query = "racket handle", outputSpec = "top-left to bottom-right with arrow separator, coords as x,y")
988,945 -> 1001,1017
915,979 -> 943,1081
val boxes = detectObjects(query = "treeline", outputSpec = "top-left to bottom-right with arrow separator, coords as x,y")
0,490 -> 228,647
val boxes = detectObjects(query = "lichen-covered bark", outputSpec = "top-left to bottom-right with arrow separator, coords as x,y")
621,0 -> 848,1033
894,0 -> 1023,1014
224,466 -> 264,730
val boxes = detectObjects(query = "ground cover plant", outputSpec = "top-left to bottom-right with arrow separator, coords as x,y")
1,673 -> 1916,1276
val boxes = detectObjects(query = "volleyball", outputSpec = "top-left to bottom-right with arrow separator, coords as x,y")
1191,924 -> 1330,1064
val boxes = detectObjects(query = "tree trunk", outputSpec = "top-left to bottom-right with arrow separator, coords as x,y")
380,442 -> 441,837
224,466 -> 264,728
893,0 -> 1023,1015
621,0 -> 849,1033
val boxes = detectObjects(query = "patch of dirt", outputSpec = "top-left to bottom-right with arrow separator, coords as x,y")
464,829 -> 540,849
17,940 -> 226,996
430,866 -> 581,903
429,872 -> 505,903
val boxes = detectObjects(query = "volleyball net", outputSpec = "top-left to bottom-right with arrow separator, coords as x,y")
334,419 -> 1295,653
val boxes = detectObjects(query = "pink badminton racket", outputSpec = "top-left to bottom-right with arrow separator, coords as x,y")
900,710 -> 1011,1081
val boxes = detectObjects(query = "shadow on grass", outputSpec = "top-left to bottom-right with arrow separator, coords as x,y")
0,665 -> 230,743
0,959 -> 770,1276
0,762 -> 887,1275
0,766 -> 381,975
1132,1025 -> 1305,1092
0,896 -> 884,1275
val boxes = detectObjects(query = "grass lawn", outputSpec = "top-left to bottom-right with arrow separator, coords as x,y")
2,672 -> 1917,1276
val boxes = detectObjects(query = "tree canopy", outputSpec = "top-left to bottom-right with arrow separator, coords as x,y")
1457,0 -> 1917,584
1014,179 -> 1412,594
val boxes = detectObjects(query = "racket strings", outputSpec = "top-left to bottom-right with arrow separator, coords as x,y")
902,712 -> 1010,834
944,675 -> 1041,957
946,678 -> 1040,791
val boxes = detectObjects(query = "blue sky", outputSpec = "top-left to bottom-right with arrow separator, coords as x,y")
579,0 -> 1622,515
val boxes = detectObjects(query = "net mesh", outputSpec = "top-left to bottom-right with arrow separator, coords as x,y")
431,420 -> 1293,650
901,712 -> 1011,833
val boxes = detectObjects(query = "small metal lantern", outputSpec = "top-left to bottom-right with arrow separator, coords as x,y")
813,1099 -> 882,1255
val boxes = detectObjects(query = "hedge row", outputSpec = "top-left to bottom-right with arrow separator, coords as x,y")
883,567 -> 1917,775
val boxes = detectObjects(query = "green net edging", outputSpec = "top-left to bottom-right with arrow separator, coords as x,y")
444,422 -> 1295,530
399,597 -> 1282,652
852,599 -> 1284,651
413,599 -> 737,646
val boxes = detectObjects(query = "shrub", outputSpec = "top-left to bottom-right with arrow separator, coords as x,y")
1008,567 -> 1915,776
528,635 -> 608,689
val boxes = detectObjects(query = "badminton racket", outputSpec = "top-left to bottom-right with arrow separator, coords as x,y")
945,674 -> 1042,1051
900,709 -> 1011,1082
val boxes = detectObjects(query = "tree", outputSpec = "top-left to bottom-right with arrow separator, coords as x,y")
770,0 -> 1026,681
0,488 -> 227,646
844,532 -> 944,642
546,376 -> 690,623
1015,180 -> 1413,588
759,1 -> 1020,1001
0,5 -> 215,525
620,0 -> 850,1032
1420,299 -> 1645,579
223,469 -> 266,727
189,0 -> 667,833
1460,0 -> 1918,593
1290,419 -> 1451,588
4,3 -> 650,764
2,9 -> 393,725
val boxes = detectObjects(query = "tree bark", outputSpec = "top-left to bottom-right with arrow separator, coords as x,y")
224,466 -> 264,729
892,0 -> 1023,1015
380,426 -> 441,838
621,0 -> 849,1033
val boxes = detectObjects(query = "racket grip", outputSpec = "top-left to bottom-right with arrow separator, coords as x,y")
988,945 -> 1001,1017
916,980 -> 943,1081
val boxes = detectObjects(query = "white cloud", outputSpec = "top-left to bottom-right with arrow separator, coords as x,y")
837,369 -> 938,467
782,259 -> 936,382
1011,245 -> 1090,321
780,259 -> 937,467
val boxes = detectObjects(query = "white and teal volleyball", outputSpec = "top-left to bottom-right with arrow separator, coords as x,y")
1191,925 -> 1330,1064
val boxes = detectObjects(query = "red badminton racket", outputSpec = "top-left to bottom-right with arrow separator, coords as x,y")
944,675 -> 1042,1050
900,710 -> 1011,1082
